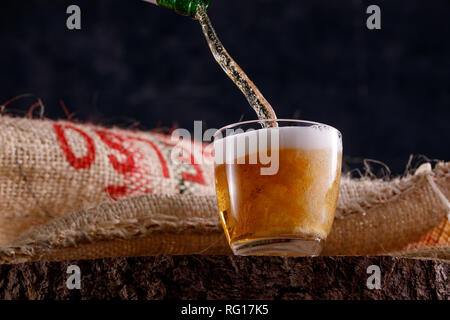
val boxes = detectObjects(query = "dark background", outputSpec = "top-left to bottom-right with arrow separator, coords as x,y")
0,0 -> 449,174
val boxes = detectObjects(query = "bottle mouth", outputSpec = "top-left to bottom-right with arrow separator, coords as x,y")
200,0 -> 211,8
173,0 -> 211,17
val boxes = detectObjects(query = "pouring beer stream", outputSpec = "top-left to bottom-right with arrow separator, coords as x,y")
195,6 -> 278,126
143,0 -> 278,126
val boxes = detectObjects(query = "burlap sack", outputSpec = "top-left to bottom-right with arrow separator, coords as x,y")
0,115 -> 214,245
0,115 -> 448,264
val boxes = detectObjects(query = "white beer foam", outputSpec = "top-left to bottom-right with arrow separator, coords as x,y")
214,125 -> 342,164
278,126 -> 342,150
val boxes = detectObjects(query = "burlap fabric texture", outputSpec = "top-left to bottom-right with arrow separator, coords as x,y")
0,115 -> 448,264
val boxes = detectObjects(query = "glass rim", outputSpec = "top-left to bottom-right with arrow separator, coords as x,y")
214,119 -> 342,140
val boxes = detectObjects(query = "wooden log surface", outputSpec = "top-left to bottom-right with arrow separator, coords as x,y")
0,255 -> 448,300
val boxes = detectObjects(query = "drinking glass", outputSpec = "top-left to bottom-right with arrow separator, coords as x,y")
213,119 -> 342,256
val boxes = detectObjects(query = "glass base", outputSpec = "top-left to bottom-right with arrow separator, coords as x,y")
230,237 -> 323,256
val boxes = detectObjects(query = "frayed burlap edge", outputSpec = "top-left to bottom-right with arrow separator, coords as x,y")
387,246 -> 450,261
0,162 -> 448,264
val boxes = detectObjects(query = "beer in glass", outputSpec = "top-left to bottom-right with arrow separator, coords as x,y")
214,119 -> 342,256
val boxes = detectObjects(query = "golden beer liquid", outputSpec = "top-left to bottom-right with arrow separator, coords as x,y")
215,148 -> 341,254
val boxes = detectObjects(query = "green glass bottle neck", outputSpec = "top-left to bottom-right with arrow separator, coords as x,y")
156,0 -> 211,17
